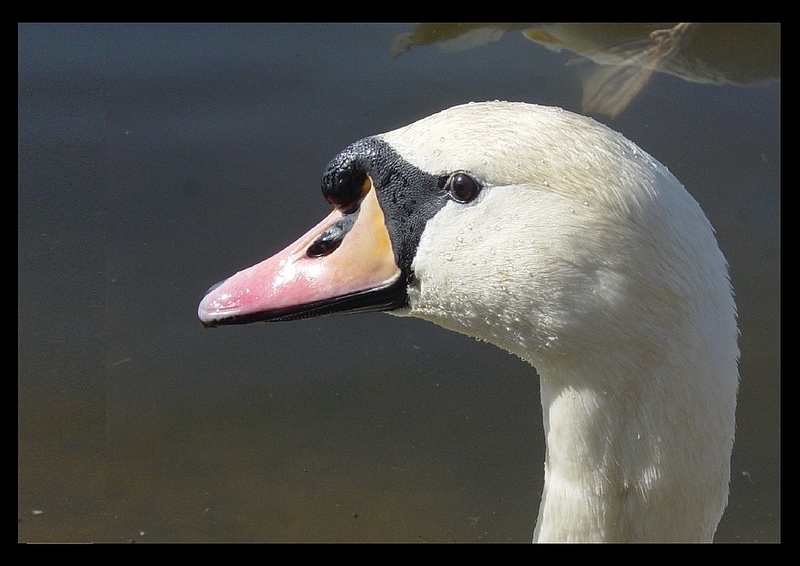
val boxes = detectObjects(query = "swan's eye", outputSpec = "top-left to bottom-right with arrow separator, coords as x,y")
445,172 -> 481,203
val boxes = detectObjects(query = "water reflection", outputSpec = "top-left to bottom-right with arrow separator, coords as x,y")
392,23 -> 780,117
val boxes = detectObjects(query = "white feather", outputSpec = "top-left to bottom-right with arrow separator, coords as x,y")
380,102 -> 738,542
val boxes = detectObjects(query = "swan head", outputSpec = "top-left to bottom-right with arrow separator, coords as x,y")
198,101 -> 739,541
200,101 -> 734,374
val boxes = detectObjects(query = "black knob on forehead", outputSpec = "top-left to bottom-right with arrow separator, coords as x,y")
321,149 -> 370,208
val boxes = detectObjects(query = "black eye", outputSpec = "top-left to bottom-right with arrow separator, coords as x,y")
445,172 -> 481,203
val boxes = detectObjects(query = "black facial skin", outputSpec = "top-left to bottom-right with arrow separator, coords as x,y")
321,137 -> 451,285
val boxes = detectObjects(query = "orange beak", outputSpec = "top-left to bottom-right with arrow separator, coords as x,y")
198,180 -> 404,327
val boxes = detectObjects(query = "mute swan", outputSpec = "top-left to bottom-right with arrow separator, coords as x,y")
198,101 -> 739,542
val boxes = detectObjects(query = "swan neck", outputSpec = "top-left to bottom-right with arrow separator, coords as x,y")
532,353 -> 735,542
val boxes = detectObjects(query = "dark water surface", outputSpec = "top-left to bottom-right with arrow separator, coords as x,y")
19,24 -> 779,542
